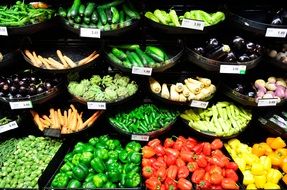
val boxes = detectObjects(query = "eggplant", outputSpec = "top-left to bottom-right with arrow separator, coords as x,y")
255,44 -> 263,54
232,36 -> 245,51
205,38 -> 220,52
238,54 -> 251,62
246,42 -> 257,54
194,47 -> 205,55
249,54 -> 258,60
206,44 -> 231,60
271,15 -> 283,25
224,52 -> 237,62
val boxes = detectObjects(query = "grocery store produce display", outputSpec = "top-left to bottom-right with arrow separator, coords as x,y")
109,103 -> 179,134
50,135 -> 141,188
268,44 -> 287,70
181,101 -> 252,138
68,74 -> 138,103
59,0 -> 140,31
149,76 -> 216,103
0,135 -> 62,188
142,137 -> 240,189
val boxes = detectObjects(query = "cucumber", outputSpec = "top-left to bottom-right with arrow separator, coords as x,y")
126,51 -> 137,66
108,53 -> 122,65
123,58 -> 132,68
79,4 -> 85,17
145,46 -> 165,60
110,44 -> 140,50
74,15 -> 82,23
70,0 -> 81,18
130,52 -> 143,66
111,7 -> 119,24
97,8 -> 107,25
142,53 -> 155,65
91,11 -> 99,23
83,17 -> 91,24
119,10 -> 125,28
135,48 -> 148,65
84,2 -> 95,18
97,0 -> 124,9
112,48 -> 127,60
122,4 -> 140,19
58,7 -> 67,17
106,8 -> 113,24
97,20 -> 104,30
103,24 -> 111,31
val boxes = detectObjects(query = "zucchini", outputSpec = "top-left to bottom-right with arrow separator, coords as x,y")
58,7 -> 67,17
97,0 -> 124,10
135,48 -> 148,65
97,20 -> 104,30
103,24 -> 111,31
108,53 -> 122,65
112,48 -> 127,60
110,44 -> 140,50
79,4 -> 85,17
122,4 -> 140,19
97,8 -> 107,25
83,17 -> 91,24
106,8 -> 113,24
70,0 -> 81,18
91,11 -> 99,23
130,52 -> 143,66
111,7 -> 119,24
119,10 -> 125,28
126,51 -> 138,66
74,15 -> 82,23
84,2 -> 95,18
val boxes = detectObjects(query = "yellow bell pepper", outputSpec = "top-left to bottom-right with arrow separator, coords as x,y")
270,137 -> 286,150
246,184 -> 257,189
251,163 -> 265,176
254,175 -> 266,189
263,182 -> 280,189
228,139 -> 241,149
266,168 -> 283,184
243,170 -> 255,185
234,157 -> 246,171
260,156 -> 272,171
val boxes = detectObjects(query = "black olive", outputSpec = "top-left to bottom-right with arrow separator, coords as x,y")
249,54 -> 258,60
9,85 -> 18,95
232,36 -> 245,51
224,52 -> 237,62
238,55 -> 251,62
205,38 -> 220,51
30,76 -> 39,84
194,47 -> 205,55
246,42 -> 256,54
6,79 -> 12,85
28,85 -> 36,95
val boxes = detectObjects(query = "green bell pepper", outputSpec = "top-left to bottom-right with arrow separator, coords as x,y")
72,163 -> 89,180
106,139 -> 121,150
93,173 -> 108,188
80,151 -> 93,165
51,173 -> 69,188
85,173 -> 95,183
108,169 -> 121,183
95,142 -> 108,149
88,137 -> 99,146
72,153 -> 82,165
109,150 -> 119,160
125,141 -> 141,152
99,135 -> 110,142
60,162 -> 73,173
74,142 -> 86,153
91,157 -> 106,173
83,144 -> 95,152
67,179 -> 81,188
107,162 -> 123,173
119,150 -> 129,163
104,181 -> 117,188
83,181 -> 96,188
94,148 -> 109,160
128,151 -> 141,164
123,163 -> 140,173
106,158 -> 117,165
125,172 -> 141,187
64,152 -> 74,162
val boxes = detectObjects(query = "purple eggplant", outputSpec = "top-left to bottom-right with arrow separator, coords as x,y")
232,36 -> 245,51
224,52 -> 237,62
205,38 -> 220,52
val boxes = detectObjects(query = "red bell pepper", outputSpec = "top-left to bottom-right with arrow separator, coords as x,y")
225,169 -> 238,182
202,143 -> 211,156
156,167 -> 167,182
195,154 -> 208,168
145,177 -> 161,190
165,148 -> 179,158
154,145 -> 165,157
176,158 -> 186,168
177,178 -> 192,190
177,166 -> 189,179
209,165 -> 223,175
164,138 -> 175,148
164,177 -> 177,190
153,157 -> 167,170
142,166 -> 154,178
211,149 -> 224,158
167,165 -> 178,179
148,139 -> 161,148
164,155 -> 176,166
210,173 -> 223,185
197,180 -> 211,189
209,156 -> 225,168
187,161 -> 198,172
180,150 -> 194,162
191,168 -> 205,184
173,140 -> 184,151
192,143 -> 204,154
142,158 -> 156,167
143,146 -> 156,158
211,139 -> 223,150
221,178 -> 239,190
160,184 -> 166,190
225,162 -> 238,171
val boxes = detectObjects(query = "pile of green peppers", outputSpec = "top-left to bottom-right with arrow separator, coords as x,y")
51,135 -> 142,188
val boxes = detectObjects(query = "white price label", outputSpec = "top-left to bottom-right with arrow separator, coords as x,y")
0,121 -> 18,133
220,65 -> 246,74
131,134 -> 149,141
265,28 -> 287,38
9,101 -> 33,110
132,66 -> 152,76
0,26 -> 8,36
181,19 -> 205,31
87,102 -> 106,110
80,28 -> 101,38
257,99 -> 278,107
190,100 -> 209,109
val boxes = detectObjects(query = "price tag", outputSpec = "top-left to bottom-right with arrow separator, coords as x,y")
0,121 -> 18,133
9,101 -> 33,110
257,99 -> 278,107
43,128 -> 61,138
80,28 -> 101,38
265,28 -> 287,38
132,66 -> 152,76
0,26 -> 8,36
220,65 -> 246,74
190,100 -> 209,109
181,19 -> 205,31
87,102 -> 106,110
131,134 -> 149,141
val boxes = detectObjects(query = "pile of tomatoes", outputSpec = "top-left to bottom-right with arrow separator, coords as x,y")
142,136 -> 240,190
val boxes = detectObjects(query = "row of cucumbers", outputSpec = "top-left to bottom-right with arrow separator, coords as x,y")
107,44 -> 170,68
58,0 -> 140,30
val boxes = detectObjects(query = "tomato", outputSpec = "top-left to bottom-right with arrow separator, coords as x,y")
203,143 -> 211,156
191,168 -> 205,184
167,165 -> 178,179
177,178 -> 192,190
164,155 -> 176,167
196,154 -> 208,168
225,169 -> 238,182
221,178 -> 239,190
209,165 -> 223,176
225,162 -> 238,171
176,158 -> 186,168
177,166 -> 189,179
156,167 -> 167,182
211,139 -> 223,150
180,150 -> 194,162
164,138 -> 175,148
209,156 -> 225,168
148,139 -> 161,148
164,177 -> 177,190
142,166 -> 154,178
165,148 -> 180,158
210,173 -> 223,185
192,143 -> 204,154
146,177 -> 161,190
143,146 -> 156,158
187,161 -> 198,172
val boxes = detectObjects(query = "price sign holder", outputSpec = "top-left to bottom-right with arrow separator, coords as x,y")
265,28 -> 287,38
132,66 -> 152,76
80,28 -> 101,38
0,26 -> 8,36
44,128 -> 61,138
181,19 -> 205,30
0,121 -> 18,133
131,134 -> 150,141
220,65 -> 246,74
257,99 -> 278,107
87,102 -> 106,110
190,100 -> 209,109
9,101 -> 33,110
